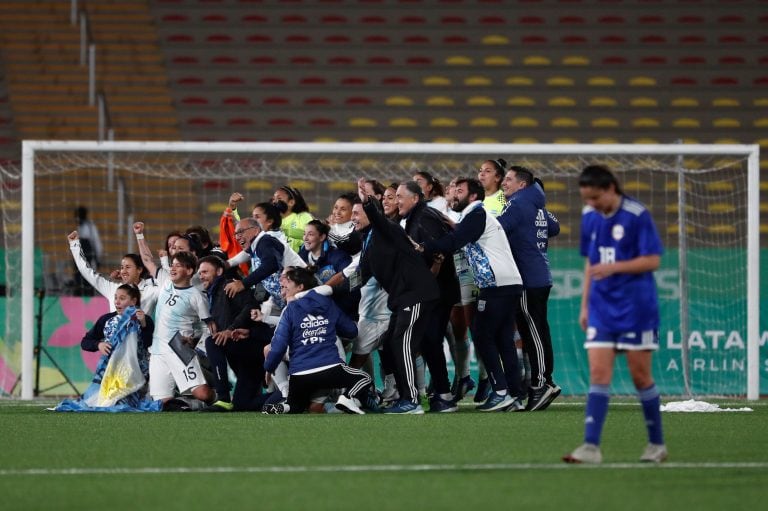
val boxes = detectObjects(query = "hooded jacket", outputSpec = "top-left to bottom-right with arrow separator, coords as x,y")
264,289 -> 357,375
497,183 -> 560,289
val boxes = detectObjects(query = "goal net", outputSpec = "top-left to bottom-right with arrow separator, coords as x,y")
0,141 -> 761,400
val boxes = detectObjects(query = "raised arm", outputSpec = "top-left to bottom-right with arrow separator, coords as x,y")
133,222 -> 158,277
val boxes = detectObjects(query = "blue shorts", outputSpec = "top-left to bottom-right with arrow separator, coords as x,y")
584,327 -> 659,351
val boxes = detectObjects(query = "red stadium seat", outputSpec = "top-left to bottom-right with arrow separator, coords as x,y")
177,76 -> 204,85
162,14 -> 189,22
679,35 -> 706,44
518,16 -> 545,24
364,35 -> 391,43
641,35 -> 667,43
309,118 -> 336,126
218,76 -> 245,85
718,15 -> 745,23
603,56 -> 628,64
187,117 -> 214,126
250,56 -> 276,64
202,14 -> 228,22
359,15 -> 386,24
641,56 -> 667,64
325,35 -> 351,43
638,15 -> 664,24
600,35 -> 626,44
304,97 -> 331,105
443,35 -> 469,44
719,35 -> 746,43
479,16 -> 505,24
400,16 -> 426,24
679,56 -> 706,64
171,55 -> 199,64
282,14 -> 307,23
223,96 -> 249,105
321,15 -> 348,23
246,34 -> 273,43
263,97 -> 290,105
403,35 -> 430,43
755,77 -> 768,85
291,56 -> 316,65
345,96 -> 373,105
300,76 -> 328,85
211,55 -> 238,64
559,16 -> 585,24
524,35 -> 550,43
268,118 -> 295,126
167,34 -> 194,43
382,77 -> 409,85
328,56 -> 355,65
181,96 -> 209,105
368,56 -> 394,64
441,16 -> 467,24
285,35 -> 311,43
207,34 -> 233,43
677,16 -> 704,24
241,14 -> 267,23
406,56 -> 433,65
711,76 -> 739,85
259,77 -> 286,85
341,76 -> 369,85
719,56 -> 745,64
671,76 -> 698,85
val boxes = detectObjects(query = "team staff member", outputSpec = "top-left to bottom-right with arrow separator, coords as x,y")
354,177 -> 440,414
563,164 -> 667,464
498,166 -> 561,411
418,178 -> 525,412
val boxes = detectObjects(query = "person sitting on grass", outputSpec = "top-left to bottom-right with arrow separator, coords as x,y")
55,284 -> 160,412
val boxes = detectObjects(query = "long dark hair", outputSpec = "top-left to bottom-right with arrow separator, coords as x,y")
578,165 -> 624,195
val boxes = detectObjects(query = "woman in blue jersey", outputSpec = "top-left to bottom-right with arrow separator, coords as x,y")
564,164 -> 667,464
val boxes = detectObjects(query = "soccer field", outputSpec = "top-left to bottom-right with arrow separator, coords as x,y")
1,398 -> 766,511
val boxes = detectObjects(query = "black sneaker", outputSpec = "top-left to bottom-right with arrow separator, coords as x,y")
262,403 -> 287,414
526,385 -> 555,411
538,383 -> 561,410
473,378 -> 491,403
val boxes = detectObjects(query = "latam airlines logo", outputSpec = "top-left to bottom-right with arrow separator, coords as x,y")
300,314 -> 329,345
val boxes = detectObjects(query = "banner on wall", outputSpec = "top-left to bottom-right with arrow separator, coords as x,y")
1,249 -> 766,397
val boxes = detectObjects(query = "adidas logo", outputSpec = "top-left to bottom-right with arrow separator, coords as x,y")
300,314 -> 329,328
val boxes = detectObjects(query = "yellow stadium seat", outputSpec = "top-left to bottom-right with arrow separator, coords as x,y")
389,117 -> 418,127
665,204 -> 694,214
706,181 -> 734,192
673,118 -> 701,128
558,224 -> 572,236
316,159 -> 342,169
551,117 -> 579,127
484,55 -> 511,66
423,76 -> 452,86
547,202 -> 569,213
632,117 -> 660,128
393,137 -> 419,143
754,118 -> 768,128
761,224 -> 768,235
386,96 -> 414,106
712,98 -> 740,107
353,138 -> 379,143
707,224 -> 736,235
562,55 -> 590,66
546,76 -> 574,86
474,137 -> 500,143
467,96 -> 495,106
761,202 -> 768,213
207,202 -> 227,213
629,76 -> 657,86
634,137 -> 660,144
542,180 -> 567,191
507,96 -> 536,106
506,76 -> 534,86
592,118 -> 620,128
630,97 -> 658,107
426,96 -> 455,106
349,117 -> 378,127
588,76 -> 616,86
245,179 -> 273,191
446,55 -> 473,65
553,137 -> 580,144
510,117 -> 539,127
667,224 -> 695,235
356,158 -> 380,169
624,180 -> 651,192
708,202 -> 736,214
288,180 -> 315,191
671,97 -> 699,107
433,137 -> 459,143
0,200 -> 20,210
714,138 -> 740,144
753,98 -> 768,107
470,117 -> 498,127
713,118 -> 740,128
523,55 -> 551,66
589,97 -> 618,107
430,117 -> 459,127
761,181 -> 768,191
328,181 -> 353,191
592,137 -> 618,144
314,136 -> 338,142
512,137 -> 539,144
548,96 -> 576,107
465,76 -> 492,86
482,35 -> 509,45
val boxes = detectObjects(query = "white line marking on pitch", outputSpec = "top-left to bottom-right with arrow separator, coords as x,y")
1,462 -> 767,477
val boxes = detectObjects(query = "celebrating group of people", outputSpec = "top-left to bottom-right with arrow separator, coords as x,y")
62,160 -> 668,463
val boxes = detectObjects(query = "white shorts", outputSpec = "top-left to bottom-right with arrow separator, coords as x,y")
149,352 -> 207,400
459,282 -> 479,306
353,317 -> 389,355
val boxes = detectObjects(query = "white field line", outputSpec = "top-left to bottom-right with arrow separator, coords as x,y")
1,462 -> 767,477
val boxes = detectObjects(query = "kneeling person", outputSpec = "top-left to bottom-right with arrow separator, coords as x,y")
264,266 -> 371,414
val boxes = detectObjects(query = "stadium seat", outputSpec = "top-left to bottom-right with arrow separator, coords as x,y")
427,96 -> 455,106
228,117 -> 253,126
483,35 -> 510,44
263,96 -> 290,105
309,118 -> 336,127
641,35 -> 667,44
551,117 -> 579,127
708,202 -> 736,214
707,224 -> 737,235
251,56 -> 276,64
629,76 -> 657,86
591,118 -> 620,128
364,35 -> 391,43
470,117 -> 498,127
406,56 -> 433,65
268,118 -> 295,126
467,96 -> 495,106
632,118 -> 660,128
560,35 -> 586,44
218,77 -> 244,85
706,181 -> 735,192
679,56 -> 706,65
430,117 -> 459,127
303,96 -> 331,105
546,76 -> 574,86
603,56 -> 628,65
589,97 -> 618,107
446,55 -> 473,65
630,97 -> 658,107
349,117 -> 377,127
345,96 -> 373,105
712,118 -> 740,128
562,55 -> 589,65
548,96 -> 576,107
212,56 -> 238,64
484,56 -> 511,66
389,117 -> 418,127
506,76 -> 534,86
206,34 -> 233,43
464,76 -> 492,86
588,76 -> 616,86
641,56 -> 667,64
671,97 -> 699,107
291,56 -> 317,65
386,96 -> 414,106
673,118 -> 701,128
181,96 -> 209,105
510,117 -> 539,127
368,56 -> 394,65
424,76 -> 452,86
259,77 -> 286,85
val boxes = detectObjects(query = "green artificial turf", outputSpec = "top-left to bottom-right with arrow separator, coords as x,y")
1,398 -> 766,510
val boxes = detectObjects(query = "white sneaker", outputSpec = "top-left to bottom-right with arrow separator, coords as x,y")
639,443 -> 668,463
563,443 -> 603,464
335,395 -> 365,415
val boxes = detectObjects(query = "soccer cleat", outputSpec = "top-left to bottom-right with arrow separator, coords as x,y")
526,385 -> 555,411
639,443 -> 668,463
262,403 -> 287,414
382,399 -> 425,415
162,396 -> 206,412
452,375 -> 476,401
473,378 -> 491,403
476,392 -> 514,412
562,443 -> 603,464
428,396 -> 459,413
335,395 -> 365,415
506,396 -> 526,412
208,400 -> 234,411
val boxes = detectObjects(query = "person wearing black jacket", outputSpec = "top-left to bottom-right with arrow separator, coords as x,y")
197,255 -> 273,411
354,178 -> 440,414
397,181 -> 461,412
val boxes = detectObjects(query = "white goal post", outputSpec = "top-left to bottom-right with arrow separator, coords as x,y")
16,140 -> 761,400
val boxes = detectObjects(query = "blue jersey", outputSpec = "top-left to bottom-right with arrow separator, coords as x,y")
580,196 -> 663,333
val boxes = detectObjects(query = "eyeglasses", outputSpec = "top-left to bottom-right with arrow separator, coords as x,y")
234,227 -> 256,236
